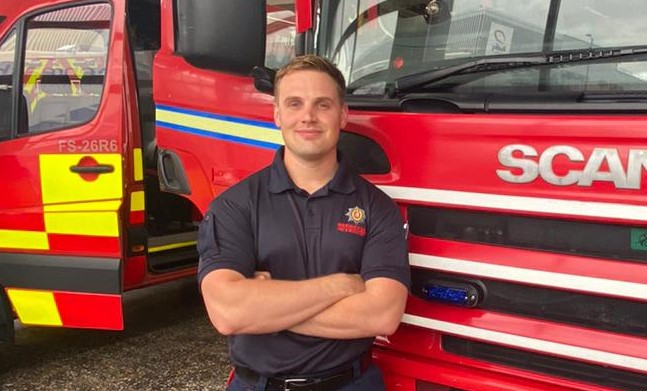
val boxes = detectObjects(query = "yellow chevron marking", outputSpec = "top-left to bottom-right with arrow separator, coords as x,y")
130,191 -> 145,212
156,109 -> 284,146
7,289 -> 62,326
133,148 -> 143,181
0,229 -> 49,250
45,211 -> 119,237
44,200 -> 121,212
40,153 -> 122,205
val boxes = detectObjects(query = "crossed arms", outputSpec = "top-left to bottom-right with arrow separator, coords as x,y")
201,269 -> 408,339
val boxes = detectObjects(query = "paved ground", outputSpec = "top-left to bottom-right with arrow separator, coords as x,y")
0,277 -> 231,391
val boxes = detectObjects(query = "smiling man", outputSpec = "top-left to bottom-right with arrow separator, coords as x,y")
198,55 -> 410,391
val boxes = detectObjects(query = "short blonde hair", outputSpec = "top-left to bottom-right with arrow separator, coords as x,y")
274,55 -> 346,102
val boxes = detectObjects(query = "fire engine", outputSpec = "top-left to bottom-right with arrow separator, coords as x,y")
1,0 -> 646,390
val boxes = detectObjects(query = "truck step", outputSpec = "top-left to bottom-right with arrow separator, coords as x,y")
147,230 -> 198,272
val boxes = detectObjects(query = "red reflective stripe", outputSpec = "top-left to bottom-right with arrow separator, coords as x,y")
54,291 -> 123,330
129,210 -> 144,225
0,212 -> 45,231
48,234 -> 120,256
123,255 -> 146,289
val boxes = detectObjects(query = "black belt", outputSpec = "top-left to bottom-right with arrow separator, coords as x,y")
234,352 -> 373,391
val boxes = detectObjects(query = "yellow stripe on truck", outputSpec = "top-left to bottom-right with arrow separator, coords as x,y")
43,200 -> 121,212
133,148 -> 143,181
6,289 -> 62,326
130,191 -> 145,212
45,211 -> 120,237
0,229 -> 49,250
149,240 -> 197,253
40,153 -> 123,205
156,108 -> 285,146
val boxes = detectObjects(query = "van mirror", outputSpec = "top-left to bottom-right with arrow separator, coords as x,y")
175,0 -> 266,75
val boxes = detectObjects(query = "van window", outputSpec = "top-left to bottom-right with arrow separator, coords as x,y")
0,30 -> 16,138
21,3 -> 111,134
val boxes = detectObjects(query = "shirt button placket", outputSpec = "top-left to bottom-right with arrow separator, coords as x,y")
304,200 -> 319,230
305,198 -> 315,218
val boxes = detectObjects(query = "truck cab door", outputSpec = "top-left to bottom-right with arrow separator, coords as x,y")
0,1 -> 128,331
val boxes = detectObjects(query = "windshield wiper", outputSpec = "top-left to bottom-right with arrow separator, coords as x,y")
394,46 -> 647,93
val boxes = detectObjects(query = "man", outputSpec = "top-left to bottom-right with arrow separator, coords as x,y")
198,55 -> 410,391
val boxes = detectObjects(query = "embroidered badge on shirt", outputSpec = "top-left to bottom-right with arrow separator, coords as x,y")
345,206 -> 366,225
338,206 -> 367,237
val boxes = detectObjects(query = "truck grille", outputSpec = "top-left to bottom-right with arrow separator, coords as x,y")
411,271 -> 647,337
442,336 -> 647,391
408,206 -> 647,264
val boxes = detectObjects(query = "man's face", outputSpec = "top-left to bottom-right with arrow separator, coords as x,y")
274,70 -> 348,163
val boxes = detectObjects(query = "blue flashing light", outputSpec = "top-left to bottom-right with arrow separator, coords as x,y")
422,280 -> 481,307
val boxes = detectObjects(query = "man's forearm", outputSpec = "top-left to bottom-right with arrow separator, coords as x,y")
201,270 -> 364,335
288,278 -> 408,339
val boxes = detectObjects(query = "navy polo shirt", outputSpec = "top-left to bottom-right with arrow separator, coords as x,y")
197,147 -> 410,376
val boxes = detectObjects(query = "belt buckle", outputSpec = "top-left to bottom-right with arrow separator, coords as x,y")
283,377 -> 308,391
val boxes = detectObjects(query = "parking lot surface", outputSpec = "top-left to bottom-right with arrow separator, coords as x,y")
0,278 -> 230,391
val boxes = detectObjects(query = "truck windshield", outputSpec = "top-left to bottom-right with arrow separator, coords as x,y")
316,0 -> 647,95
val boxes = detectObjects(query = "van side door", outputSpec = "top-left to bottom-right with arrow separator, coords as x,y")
0,1 -> 129,331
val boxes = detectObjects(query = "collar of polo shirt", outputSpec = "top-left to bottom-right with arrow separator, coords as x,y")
268,147 -> 356,195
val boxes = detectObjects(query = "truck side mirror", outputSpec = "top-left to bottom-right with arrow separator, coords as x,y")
175,0 -> 266,75
251,66 -> 276,95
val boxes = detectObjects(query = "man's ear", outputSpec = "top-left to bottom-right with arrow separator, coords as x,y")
273,103 -> 281,128
340,103 -> 349,128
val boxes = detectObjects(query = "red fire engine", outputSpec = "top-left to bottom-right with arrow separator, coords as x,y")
1,0 -> 646,390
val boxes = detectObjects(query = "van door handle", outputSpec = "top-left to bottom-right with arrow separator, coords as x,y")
70,164 -> 114,174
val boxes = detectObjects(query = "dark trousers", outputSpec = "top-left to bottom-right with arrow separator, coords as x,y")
225,364 -> 386,391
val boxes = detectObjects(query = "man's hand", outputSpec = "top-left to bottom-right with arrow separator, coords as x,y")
288,277 -> 407,339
